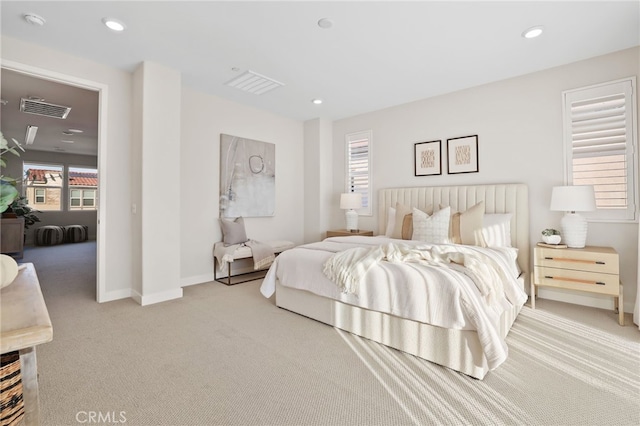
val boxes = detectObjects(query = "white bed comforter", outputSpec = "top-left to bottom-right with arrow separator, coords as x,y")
260,236 -> 527,369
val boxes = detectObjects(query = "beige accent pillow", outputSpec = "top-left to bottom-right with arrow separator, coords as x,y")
442,201 -> 487,247
401,213 -> 413,240
219,217 -> 248,246
391,203 -> 412,239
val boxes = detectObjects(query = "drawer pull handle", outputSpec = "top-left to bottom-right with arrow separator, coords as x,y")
543,275 -> 607,286
543,256 -> 605,265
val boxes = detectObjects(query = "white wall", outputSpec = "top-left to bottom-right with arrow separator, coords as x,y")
303,118 -> 333,243
332,47 -> 639,313
133,62 -> 182,305
179,87 -> 304,286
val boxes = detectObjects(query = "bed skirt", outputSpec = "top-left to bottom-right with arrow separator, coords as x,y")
275,278 -> 523,380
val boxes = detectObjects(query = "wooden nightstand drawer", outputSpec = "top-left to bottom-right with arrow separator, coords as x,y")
533,266 -> 619,296
535,246 -> 619,275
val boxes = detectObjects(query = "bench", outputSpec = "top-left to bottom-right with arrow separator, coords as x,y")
213,240 -> 294,285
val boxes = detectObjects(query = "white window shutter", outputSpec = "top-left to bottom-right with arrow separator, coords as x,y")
563,78 -> 637,221
345,131 -> 372,215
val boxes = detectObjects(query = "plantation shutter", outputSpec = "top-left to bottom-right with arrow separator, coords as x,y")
563,78 -> 637,221
346,131 -> 372,215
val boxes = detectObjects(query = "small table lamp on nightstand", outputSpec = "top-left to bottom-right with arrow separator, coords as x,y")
340,192 -> 362,232
550,185 -> 596,248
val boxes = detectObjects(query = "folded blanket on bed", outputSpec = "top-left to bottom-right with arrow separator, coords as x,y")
323,242 -> 507,305
213,240 -> 275,271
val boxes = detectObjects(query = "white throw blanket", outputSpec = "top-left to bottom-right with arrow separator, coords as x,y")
245,240 -> 275,270
214,240 -> 275,271
323,242 -> 506,305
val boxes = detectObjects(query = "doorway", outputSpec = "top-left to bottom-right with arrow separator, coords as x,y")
1,60 -> 108,302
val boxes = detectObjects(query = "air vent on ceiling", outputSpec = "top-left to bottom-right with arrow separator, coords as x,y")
20,98 -> 71,119
225,70 -> 284,95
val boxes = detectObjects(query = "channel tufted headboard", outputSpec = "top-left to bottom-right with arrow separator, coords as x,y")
378,183 -> 530,281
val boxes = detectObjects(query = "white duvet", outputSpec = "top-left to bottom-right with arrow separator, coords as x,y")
261,236 -> 527,369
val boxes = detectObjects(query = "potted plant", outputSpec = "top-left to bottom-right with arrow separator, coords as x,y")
1,131 -> 24,213
7,196 -> 41,230
541,228 -> 561,244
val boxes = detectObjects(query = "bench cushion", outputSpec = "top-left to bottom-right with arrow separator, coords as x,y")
215,240 -> 294,260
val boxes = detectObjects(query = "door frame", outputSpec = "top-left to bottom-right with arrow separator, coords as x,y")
2,59 -> 109,302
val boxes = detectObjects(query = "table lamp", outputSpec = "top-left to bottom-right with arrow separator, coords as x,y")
550,185 -> 596,248
340,193 -> 362,232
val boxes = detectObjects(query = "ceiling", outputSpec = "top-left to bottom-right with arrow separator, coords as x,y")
1,1 -> 639,156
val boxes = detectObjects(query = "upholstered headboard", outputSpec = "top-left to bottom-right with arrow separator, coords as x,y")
378,183 -> 529,280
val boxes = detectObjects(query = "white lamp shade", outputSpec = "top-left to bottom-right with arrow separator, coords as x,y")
550,185 -> 596,212
340,193 -> 362,210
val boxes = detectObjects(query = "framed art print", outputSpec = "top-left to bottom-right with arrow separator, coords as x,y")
447,135 -> 478,174
414,140 -> 442,176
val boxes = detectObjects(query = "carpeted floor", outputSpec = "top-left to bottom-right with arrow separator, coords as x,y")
20,242 -> 640,425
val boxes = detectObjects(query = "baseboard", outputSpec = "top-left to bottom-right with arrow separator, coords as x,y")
132,288 -> 183,306
98,288 -> 133,303
181,273 -> 214,287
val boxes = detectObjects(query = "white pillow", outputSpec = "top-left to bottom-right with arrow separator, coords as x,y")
411,206 -> 451,244
385,207 -> 396,237
482,214 -> 512,247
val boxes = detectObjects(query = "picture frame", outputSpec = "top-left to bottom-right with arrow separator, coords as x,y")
447,135 -> 478,174
414,140 -> 442,176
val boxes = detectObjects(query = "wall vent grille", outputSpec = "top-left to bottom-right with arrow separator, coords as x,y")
20,98 -> 71,119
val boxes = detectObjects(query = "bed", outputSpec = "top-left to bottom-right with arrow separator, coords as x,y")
261,184 -> 529,379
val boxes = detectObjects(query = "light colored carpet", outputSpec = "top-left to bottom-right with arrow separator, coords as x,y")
20,242 -> 640,426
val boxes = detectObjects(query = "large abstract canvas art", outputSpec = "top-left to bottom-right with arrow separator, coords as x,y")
219,134 -> 275,217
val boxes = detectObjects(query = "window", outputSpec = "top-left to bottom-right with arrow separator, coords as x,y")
34,189 -> 45,204
345,130 -> 372,215
22,163 -> 98,212
23,162 -> 64,211
562,78 -> 637,222
68,166 -> 98,211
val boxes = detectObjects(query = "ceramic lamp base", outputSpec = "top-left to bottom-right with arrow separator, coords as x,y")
561,212 -> 588,248
345,209 -> 359,232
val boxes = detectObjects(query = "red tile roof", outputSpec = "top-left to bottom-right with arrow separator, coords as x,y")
25,169 -> 98,187
69,171 -> 98,187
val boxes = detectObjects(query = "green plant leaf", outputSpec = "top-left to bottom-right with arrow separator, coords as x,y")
0,184 -> 19,213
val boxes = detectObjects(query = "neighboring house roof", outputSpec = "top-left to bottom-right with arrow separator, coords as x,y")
25,169 -> 98,187
69,171 -> 98,187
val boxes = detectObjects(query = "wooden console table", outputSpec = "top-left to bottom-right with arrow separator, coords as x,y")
1,263 -> 53,425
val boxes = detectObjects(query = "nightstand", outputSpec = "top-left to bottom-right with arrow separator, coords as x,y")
326,229 -> 374,238
532,245 -> 623,325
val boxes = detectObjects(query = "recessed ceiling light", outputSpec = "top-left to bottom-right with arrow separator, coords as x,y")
61,140 -> 75,144
312,99 -> 323,105
522,26 -> 544,39
24,13 -> 46,26
67,128 -> 83,134
102,17 -> 126,32
317,18 -> 333,29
